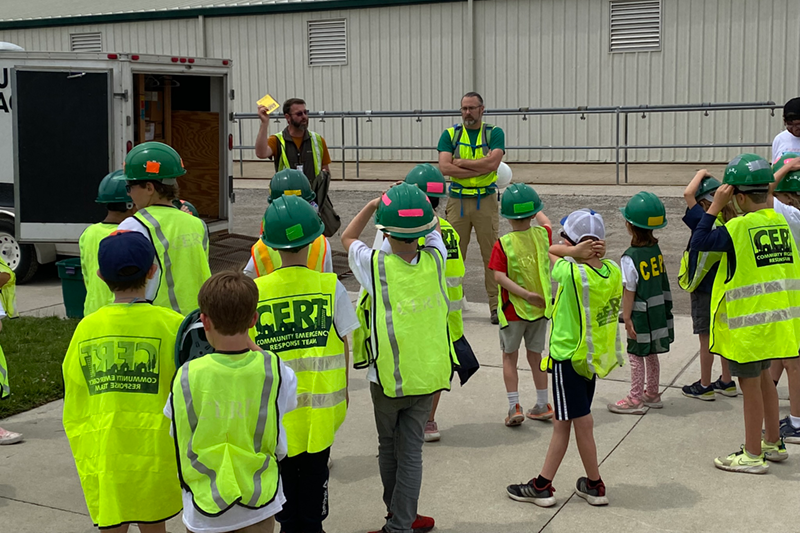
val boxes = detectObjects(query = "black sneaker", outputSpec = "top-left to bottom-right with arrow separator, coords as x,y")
490,309 -> 499,325
712,376 -> 738,397
575,477 -> 609,506
681,380 -> 715,401
506,479 -> 556,507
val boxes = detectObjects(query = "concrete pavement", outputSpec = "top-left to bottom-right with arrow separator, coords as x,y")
1,300 -> 797,533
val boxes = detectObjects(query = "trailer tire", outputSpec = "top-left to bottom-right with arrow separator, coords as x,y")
0,218 -> 38,284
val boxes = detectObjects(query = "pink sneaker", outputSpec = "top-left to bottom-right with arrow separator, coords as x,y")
0,427 -> 23,445
607,396 -> 645,415
424,421 -> 440,442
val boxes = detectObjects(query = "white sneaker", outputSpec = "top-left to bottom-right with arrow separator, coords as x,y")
0,427 -> 23,445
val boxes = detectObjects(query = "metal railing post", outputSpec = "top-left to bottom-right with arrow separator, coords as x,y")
355,116 -> 360,178
615,108 -> 620,185
624,112 -> 629,184
238,119 -> 244,177
341,113 -> 346,181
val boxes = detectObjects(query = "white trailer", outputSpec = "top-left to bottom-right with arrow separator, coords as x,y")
0,50 -> 235,281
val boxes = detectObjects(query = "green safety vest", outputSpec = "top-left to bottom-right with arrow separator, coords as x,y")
447,122 -> 497,195
623,245 -> 674,356
710,209 -> 800,363
250,235 -> 327,277
61,303 -> 183,527
497,226 -> 553,328
371,248 -> 455,397
0,257 -> 16,319
172,349 -> 281,515
134,206 -> 211,315
352,290 -> 372,370
0,344 -> 9,400
544,259 -> 624,380
251,266 -> 346,456
277,129 -> 323,178
79,223 -> 119,316
678,217 -> 724,293
418,218 -> 466,340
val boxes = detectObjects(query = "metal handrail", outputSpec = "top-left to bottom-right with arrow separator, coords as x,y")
233,101 -> 780,184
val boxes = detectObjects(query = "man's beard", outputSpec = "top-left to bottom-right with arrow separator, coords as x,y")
291,118 -> 308,130
463,117 -> 478,126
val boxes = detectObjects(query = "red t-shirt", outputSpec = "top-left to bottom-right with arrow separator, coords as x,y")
488,226 -> 553,322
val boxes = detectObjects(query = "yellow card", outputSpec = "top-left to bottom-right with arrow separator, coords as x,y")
256,93 -> 280,114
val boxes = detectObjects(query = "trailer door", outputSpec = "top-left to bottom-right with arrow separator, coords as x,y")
13,68 -> 111,242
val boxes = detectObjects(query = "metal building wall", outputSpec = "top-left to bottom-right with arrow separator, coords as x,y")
0,0 -> 797,163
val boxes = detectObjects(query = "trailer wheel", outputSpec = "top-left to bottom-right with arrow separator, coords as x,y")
0,218 -> 38,283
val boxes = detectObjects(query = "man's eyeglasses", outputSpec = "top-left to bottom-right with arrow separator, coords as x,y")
292,110 -> 310,117
460,106 -> 482,113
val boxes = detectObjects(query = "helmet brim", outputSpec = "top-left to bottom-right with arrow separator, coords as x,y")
619,207 -> 668,229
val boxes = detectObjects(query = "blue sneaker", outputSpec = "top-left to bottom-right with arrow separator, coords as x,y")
712,377 -> 737,397
780,417 -> 800,444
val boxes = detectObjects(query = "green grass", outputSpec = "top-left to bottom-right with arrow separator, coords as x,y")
0,317 -> 79,419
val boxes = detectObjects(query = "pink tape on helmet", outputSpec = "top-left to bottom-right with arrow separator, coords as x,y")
427,182 -> 444,194
398,208 -> 424,217
382,194 -> 391,206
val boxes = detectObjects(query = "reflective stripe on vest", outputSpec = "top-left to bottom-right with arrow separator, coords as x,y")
371,248 -> 454,398
418,219 -> 466,339
173,350 -> 281,514
277,131 -> 322,177
710,209 -> 800,363
0,344 -> 9,400
251,267 -> 346,456
135,206 -> 211,315
250,236 -> 327,277
61,304 -> 184,526
497,226 -> 553,327
79,223 -> 119,316
446,122 -> 497,194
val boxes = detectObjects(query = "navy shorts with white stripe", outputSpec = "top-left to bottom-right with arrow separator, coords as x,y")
551,359 -> 596,421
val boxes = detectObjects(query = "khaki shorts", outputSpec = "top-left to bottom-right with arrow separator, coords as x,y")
499,319 -> 548,354
727,359 -> 772,379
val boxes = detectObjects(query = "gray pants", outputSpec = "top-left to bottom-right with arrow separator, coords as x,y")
370,382 -> 435,533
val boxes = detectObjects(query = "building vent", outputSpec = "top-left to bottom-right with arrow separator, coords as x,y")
308,19 -> 347,66
70,32 -> 103,52
609,1 -> 661,52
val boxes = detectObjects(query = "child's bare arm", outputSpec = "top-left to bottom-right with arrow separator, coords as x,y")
684,169 -> 711,209
534,211 -> 552,228
622,288 -> 636,340
342,197 -> 381,252
493,270 -> 545,308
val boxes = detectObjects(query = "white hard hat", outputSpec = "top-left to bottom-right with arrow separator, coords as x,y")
496,162 -> 512,189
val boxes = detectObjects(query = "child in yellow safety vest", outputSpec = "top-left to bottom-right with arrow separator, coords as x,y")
167,271 -> 298,533
62,231 -> 183,531
0,256 -> 20,445
507,208 -> 622,508
489,183 -> 554,427
250,195 -> 358,533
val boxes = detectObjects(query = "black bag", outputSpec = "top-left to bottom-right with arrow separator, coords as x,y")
453,336 -> 480,386
311,170 -> 341,237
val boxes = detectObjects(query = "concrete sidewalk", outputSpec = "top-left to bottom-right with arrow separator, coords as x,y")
1,302 -> 796,533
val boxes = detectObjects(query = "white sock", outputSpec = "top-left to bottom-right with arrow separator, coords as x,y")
508,392 -> 519,410
536,389 -> 548,407
791,415 -> 800,429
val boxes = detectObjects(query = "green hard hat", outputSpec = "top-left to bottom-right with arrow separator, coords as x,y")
124,142 -> 186,181
174,309 -> 214,368
261,194 -> 324,249
500,183 -> 543,219
173,199 -> 199,217
375,182 -> 437,239
269,169 -> 316,203
723,153 -> 774,187
773,152 -> 800,193
620,191 -> 668,229
404,164 -> 446,198
96,170 -> 133,204
695,176 -> 722,200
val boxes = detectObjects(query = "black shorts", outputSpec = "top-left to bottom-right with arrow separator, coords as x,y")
551,360 -> 596,421
690,291 -> 711,335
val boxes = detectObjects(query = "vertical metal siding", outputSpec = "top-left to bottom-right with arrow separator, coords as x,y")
0,0 -> 797,163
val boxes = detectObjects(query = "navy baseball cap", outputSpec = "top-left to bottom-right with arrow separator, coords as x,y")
98,231 -> 156,282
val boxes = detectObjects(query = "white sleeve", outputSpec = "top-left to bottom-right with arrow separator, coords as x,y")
772,133 -> 782,164
620,255 -> 638,292
118,216 -> 159,300
424,229 -> 447,262
163,393 -> 174,437
243,257 -> 258,279
347,240 -> 375,296
773,198 -> 800,244
379,234 -> 392,253
323,239 -> 334,274
276,361 -> 298,461
333,281 -> 360,337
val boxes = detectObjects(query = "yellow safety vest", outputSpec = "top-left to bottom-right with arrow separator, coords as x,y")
446,122 -> 497,195
544,259 -> 624,380
497,226 -> 553,327
418,218 -> 466,340
371,248 -> 454,397
79,223 -> 119,316
172,349 -> 281,515
679,218 -> 724,293
710,209 -> 800,363
277,130 -> 323,177
0,257 -> 16,318
0,344 -> 9,400
251,266 -> 346,456
250,235 -> 328,277
61,303 -> 183,528
134,206 -> 211,315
